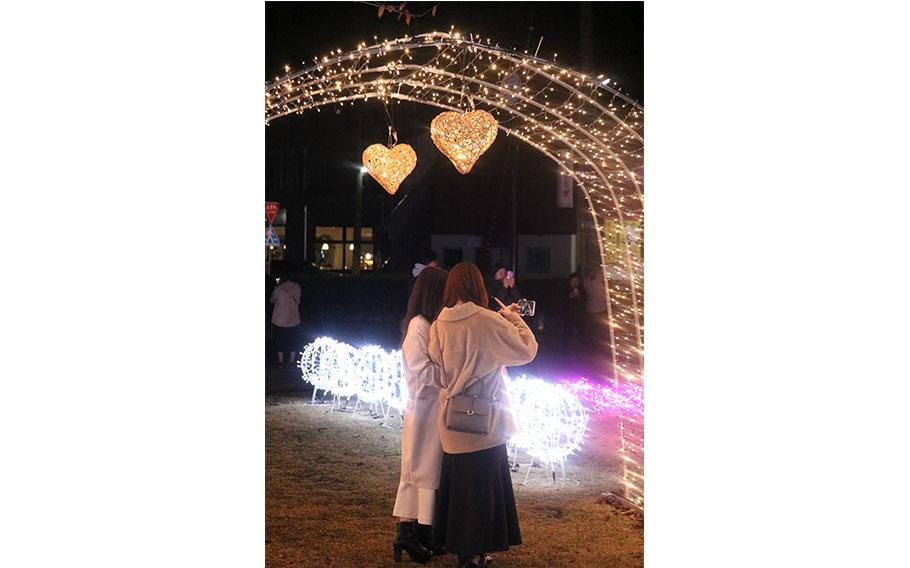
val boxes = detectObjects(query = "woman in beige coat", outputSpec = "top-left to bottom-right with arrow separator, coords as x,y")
428,262 -> 538,568
392,266 -> 448,564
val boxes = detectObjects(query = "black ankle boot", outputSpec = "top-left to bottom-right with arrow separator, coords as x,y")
393,521 -> 431,564
415,523 -> 447,556
458,554 -> 487,567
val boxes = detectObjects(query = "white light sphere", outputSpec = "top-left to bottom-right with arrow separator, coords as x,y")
299,337 -> 344,395
299,341 -> 590,466
356,345 -> 391,404
327,341 -> 361,398
506,375 -> 589,465
385,349 -> 409,411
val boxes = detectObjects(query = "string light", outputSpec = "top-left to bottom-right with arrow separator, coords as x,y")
558,377 -> 643,416
356,345 -> 396,404
298,338 -> 589,474
507,375 -> 589,467
270,30 -> 644,508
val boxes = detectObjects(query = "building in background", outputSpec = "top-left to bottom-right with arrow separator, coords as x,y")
431,234 -> 577,279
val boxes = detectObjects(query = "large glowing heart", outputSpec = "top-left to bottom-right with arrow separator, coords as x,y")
362,143 -> 417,195
430,110 -> 498,174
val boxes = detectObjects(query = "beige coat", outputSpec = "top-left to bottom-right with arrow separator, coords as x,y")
399,316 -> 444,489
428,302 -> 538,455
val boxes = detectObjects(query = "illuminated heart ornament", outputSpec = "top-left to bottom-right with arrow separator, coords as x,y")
362,143 -> 417,195
430,110 -> 498,174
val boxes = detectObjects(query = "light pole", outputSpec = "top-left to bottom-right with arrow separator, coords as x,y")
353,167 -> 366,275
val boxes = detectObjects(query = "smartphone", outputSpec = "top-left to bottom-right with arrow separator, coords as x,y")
517,299 -> 536,317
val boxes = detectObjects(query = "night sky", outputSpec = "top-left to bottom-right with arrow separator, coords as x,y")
265,2 -> 643,271
267,2 -> 643,100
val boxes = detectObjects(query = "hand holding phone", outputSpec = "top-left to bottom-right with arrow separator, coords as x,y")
494,297 -> 519,315
495,297 -> 534,317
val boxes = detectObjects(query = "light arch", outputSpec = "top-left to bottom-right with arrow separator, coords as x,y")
266,32 -> 643,508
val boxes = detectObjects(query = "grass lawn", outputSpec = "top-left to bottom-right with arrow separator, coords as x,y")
266,394 -> 643,567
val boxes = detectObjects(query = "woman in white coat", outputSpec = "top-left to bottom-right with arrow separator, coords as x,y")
392,266 -> 448,564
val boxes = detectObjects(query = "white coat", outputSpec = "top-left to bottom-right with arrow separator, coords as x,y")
399,315 -> 444,489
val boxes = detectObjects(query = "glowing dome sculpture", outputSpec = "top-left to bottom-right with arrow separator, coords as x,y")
384,349 -> 409,412
299,337 -> 345,404
356,345 -> 393,405
507,375 -> 589,468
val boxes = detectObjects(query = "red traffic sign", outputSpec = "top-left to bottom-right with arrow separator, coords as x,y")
266,201 -> 280,224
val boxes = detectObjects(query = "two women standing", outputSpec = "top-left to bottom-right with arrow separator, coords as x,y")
393,262 -> 538,568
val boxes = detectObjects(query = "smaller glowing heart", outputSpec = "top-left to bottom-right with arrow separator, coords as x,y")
430,110 -> 498,174
362,143 -> 417,195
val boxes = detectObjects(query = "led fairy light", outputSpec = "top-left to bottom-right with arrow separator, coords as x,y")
328,341 -> 361,402
507,375 -> 589,471
384,349 -> 409,412
430,109 -> 498,173
273,31 -> 644,506
298,340 -> 589,470
298,339 -> 408,413
297,339 -> 614,488
355,345 -> 393,407
269,67 -> 643,334
362,143 -> 417,195
558,377 -> 643,416
299,336 -> 345,404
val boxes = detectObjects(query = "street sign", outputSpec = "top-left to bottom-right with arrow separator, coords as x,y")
266,201 -> 280,224
266,224 -> 281,246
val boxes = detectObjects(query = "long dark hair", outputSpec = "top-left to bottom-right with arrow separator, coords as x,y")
401,266 -> 448,340
441,262 -> 488,308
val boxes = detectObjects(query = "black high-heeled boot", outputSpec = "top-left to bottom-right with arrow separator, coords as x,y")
415,523 -> 447,556
458,554 -> 487,568
393,521 -> 431,564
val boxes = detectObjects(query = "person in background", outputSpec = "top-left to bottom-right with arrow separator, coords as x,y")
412,250 -> 439,278
429,262 -> 538,568
563,272 -> 588,353
269,266 -> 302,367
487,263 -> 522,309
392,266 -> 449,564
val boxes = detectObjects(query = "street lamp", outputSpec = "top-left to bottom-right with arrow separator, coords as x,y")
353,167 -> 366,275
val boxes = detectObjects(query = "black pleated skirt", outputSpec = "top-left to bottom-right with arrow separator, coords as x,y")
432,444 -> 522,556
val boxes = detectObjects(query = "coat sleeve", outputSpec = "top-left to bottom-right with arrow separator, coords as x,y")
427,322 -> 446,390
269,287 -> 278,303
488,310 -> 538,367
403,319 -> 438,400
